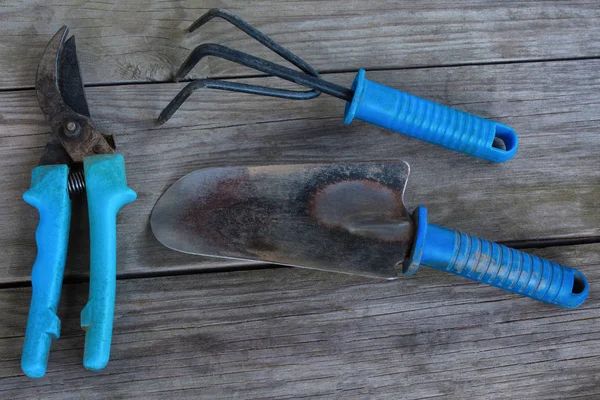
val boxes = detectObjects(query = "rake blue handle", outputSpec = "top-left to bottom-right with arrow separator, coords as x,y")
21,165 -> 71,378
344,69 -> 518,162
81,154 -> 136,371
403,207 -> 588,308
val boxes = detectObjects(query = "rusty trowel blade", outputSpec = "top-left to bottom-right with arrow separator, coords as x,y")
150,161 -> 414,279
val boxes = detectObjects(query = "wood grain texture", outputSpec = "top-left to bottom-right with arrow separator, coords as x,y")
1,244 -> 598,399
1,59 -> 599,283
2,1 -> 600,89
2,2 -> 599,398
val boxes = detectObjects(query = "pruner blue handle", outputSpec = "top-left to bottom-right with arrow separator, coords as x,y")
403,207 -> 588,308
344,69 -> 518,162
81,154 -> 136,371
21,165 -> 71,378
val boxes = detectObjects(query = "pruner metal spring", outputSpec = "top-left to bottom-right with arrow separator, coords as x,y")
67,168 -> 85,197
158,8 -> 519,162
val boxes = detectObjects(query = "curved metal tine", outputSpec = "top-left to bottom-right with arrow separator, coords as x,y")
157,78 -> 317,124
159,43 -> 354,124
159,8 -> 327,124
175,44 -> 352,99
159,46 -> 321,124
185,8 -> 319,78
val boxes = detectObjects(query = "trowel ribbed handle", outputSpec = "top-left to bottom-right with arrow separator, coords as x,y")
344,69 -> 518,162
404,207 -> 588,308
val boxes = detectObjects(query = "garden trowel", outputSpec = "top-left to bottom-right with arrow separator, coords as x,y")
151,161 -> 588,308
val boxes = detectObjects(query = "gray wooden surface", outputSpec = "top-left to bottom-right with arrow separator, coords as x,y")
2,244 -> 599,399
1,1 -> 599,399
2,1 -> 600,88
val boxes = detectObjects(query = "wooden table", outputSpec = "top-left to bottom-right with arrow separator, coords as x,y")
1,1 -> 599,398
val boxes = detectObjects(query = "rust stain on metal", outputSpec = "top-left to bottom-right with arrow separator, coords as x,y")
179,172 -> 280,257
309,179 -> 414,243
152,162 -> 414,279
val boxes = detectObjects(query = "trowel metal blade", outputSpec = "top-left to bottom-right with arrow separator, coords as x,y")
151,161 -> 415,279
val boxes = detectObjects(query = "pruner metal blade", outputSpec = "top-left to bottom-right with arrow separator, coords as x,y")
36,26 -> 90,119
35,26 -> 114,164
59,35 -> 91,118
36,26 -> 71,124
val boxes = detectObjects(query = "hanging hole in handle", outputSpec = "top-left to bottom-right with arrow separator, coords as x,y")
492,124 -> 517,152
492,137 -> 506,150
572,273 -> 586,294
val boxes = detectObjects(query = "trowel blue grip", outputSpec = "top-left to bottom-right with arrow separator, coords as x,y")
21,165 -> 71,378
404,207 -> 588,308
82,154 -> 136,371
344,69 -> 518,162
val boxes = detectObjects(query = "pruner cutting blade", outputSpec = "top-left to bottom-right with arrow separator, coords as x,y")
35,26 -> 113,165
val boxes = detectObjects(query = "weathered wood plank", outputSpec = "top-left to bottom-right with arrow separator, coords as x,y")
2,0 -> 600,89
1,244 -> 598,399
1,59 -> 599,283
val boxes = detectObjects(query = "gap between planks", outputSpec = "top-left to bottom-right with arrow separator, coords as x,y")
3,54 -> 600,93
2,235 -> 600,290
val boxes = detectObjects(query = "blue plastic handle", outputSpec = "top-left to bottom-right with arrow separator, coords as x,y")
344,69 -> 518,162
403,207 -> 588,308
81,154 -> 136,371
21,165 -> 71,378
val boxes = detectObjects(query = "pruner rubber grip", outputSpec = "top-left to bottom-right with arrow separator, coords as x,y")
21,165 -> 71,378
344,69 -> 518,162
82,154 -> 136,371
403,207 -> 588,308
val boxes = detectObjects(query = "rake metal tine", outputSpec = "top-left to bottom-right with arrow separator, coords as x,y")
160,43 -> 352,124
157,78 -> 319,125
185,8 -> 319,78
160,9 -> 347,124
173,44 -> 351,98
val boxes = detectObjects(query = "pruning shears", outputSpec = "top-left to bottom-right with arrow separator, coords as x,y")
21,26 -> 136,378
